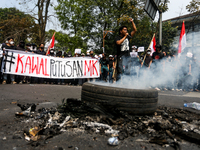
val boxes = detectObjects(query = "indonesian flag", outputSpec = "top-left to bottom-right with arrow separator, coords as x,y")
149,34 -> 156,56
178,21 -> 186,54
46,32 -> 55,55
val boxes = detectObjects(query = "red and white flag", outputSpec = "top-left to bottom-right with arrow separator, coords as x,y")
46,32 -> 55,55
178,21 -> 186,54
149,33 -> 156,56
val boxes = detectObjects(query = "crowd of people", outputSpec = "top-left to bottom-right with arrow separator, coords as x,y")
117,44 -> 200,92
0,37 -> 117,85
1,18 -> 200,92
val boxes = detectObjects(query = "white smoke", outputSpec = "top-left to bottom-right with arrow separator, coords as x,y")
93,31 -> 200,90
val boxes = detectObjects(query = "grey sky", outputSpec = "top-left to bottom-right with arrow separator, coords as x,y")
0,0 -> 192,30
162,0 -> 191,21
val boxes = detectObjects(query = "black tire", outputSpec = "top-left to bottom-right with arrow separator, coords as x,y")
81,82 -> 158,115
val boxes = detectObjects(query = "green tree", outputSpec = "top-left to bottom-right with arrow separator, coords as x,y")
159,21 -> 178,53
186,0 -> 200,13
46,29 -> 88,55
0,7 -> 39,45
55,0 -> 176,55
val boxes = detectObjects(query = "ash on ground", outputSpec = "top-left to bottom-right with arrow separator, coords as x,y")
3,98 -> 200,150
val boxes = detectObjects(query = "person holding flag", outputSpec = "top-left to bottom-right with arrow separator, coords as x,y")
141,48 -> 152,68
141,33 -> 156,69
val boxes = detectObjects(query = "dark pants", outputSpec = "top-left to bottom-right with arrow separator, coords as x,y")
116,51 -> 130,81
101,65 -> 108,81
109,68 -> 113,83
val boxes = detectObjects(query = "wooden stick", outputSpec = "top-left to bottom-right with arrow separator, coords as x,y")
112,59 -> 117,79
141,54 -> 146,68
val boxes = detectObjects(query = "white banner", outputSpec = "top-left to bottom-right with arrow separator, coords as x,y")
138,47 -> 144,52
1,49 -> 100,79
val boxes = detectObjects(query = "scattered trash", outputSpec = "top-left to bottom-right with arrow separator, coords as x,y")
108,137 -> 119,146
59,116 -> 70,128
52,112 -> 61,121
15,106 -> 31,116
2,136 -> 6,141
31,135 -> 40,141
24,133 -> 31,141
29,127 -> 40,136
13,134 -> 22,139
149,136 -> 168,145
136,139 -> 149,142
11,99 -> 200,148
11,102 -> 17,104
17,103 -> 36,111
184,102 -> 200,110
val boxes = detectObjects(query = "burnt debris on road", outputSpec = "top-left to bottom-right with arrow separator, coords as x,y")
2,98 -> 200,149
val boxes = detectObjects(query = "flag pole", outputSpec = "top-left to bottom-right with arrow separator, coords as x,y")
141,33 -> 155,67
46,32 -> 56,55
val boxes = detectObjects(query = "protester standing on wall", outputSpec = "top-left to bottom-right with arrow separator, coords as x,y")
115,18 -> 137,81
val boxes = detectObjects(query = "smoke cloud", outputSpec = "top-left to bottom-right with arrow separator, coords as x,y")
93,31 -> 200,90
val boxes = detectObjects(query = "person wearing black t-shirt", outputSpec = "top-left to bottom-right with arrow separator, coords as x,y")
36,43 -> 46,55
150,44 -> 164,70
115,18 -> 137,81
99,53 -> 109,81
150,44 -> 165,90
152,44 -> 164,61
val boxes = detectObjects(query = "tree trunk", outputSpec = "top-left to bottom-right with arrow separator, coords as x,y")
37,0 -> 51,44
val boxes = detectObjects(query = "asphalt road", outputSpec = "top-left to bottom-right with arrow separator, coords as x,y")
0,84 -> 82,123
1,84 -> 200,121
1,84 -> 200,150
1,84 -> 200,106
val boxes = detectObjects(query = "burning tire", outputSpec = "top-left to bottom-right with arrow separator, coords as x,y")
81,82 -> 158,115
